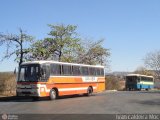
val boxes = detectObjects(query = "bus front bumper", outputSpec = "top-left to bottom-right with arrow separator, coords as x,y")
16,89 -> 40,97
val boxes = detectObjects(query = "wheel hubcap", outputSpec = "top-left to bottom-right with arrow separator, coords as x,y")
51,91 -> 56,99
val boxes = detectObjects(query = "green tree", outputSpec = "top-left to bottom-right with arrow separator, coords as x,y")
30,24 -> 81,62
28,38 -> 56,60
76,39 -> 110,65
0,29 -> 33,66
29,24 -> 110,66
48,24 -> 81,62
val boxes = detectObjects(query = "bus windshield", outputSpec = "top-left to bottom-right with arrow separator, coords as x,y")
18,64 -> 40,82
126,76 -> 138,84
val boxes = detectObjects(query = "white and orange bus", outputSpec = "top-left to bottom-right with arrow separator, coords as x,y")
16,61 -> 105,100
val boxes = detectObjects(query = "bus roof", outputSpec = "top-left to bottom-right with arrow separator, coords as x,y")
21,60 -> 104,68
126,74 -> 153,78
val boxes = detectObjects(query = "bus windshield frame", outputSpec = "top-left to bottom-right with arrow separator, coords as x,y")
18,64 -> 41,82
126,76 -> 138,84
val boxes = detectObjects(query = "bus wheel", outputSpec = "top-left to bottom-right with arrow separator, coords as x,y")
16,91 -> 19,97
86,87 -> 93,96
32,97 -> 39,101
145,88 -> 149,91
50,89 -> 57,100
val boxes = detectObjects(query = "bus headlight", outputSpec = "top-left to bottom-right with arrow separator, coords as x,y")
31,85 -> 39,89
16,86 -> 21,89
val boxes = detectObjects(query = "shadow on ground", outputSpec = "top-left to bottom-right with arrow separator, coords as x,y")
130,98 -> 160,106
0,96 -> 35,102
0,94 -> 96,102
138,90 -> 160,94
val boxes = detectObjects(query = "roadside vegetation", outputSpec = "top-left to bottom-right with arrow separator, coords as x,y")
0,72 -> 16,96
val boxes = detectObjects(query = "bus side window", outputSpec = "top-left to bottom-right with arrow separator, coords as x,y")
96,68 -> 101,76
149,78 -> 153,82
146,77 -> 149,82
137,77 -> 140,82
93,68 -> 97,76
62,64 -> 72,76
81,67 -> 89,76
41,64 -> 50,81
141,77 -> 143,81
100,68 -> 104,76
89,67 -> 94,76
51,64 -> 61,75
72,65 -> 81,76
89,67 -> 97,76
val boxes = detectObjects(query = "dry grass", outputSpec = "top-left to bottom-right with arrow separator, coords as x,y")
0,72 -> 16,96
105,76 -> 125,90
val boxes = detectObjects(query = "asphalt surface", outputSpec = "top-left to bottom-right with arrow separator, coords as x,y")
0,90 -> 160,114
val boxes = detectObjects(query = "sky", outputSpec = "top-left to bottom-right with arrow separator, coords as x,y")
0,0 -> 160,72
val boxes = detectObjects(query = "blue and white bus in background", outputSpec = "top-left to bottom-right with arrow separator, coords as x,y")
125,74 -> 154,91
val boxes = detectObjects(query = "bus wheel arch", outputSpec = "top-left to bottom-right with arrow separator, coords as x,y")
49,88 -> 59,100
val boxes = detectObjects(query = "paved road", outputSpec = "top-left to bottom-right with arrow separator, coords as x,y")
0,91 -> 160,114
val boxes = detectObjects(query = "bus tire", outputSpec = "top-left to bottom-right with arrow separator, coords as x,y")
50,89 -> 57,100
139,85 -> 142,91
85,87 -> 93,96
16,91 -> 19,97
32,97 -> 39,101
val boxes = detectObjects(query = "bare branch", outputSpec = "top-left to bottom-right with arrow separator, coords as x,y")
144,50 -> 160,79
0,29 -> 34,66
